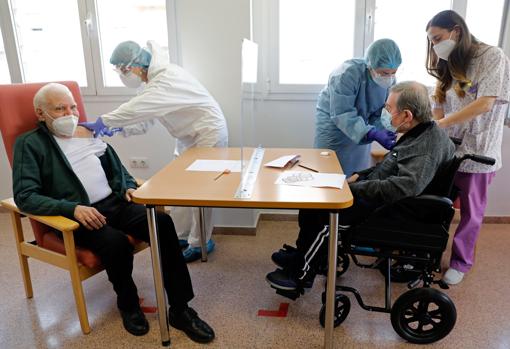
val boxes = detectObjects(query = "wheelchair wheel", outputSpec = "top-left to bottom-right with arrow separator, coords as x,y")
317,253 -> 350,277
319,294 -> 350,328
378,258 -> 422,283
391,288 -> 456,344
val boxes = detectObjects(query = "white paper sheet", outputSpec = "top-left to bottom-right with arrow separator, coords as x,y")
275,171 -> 346,189
264,154 -> 300,168
186,160 -> 242,172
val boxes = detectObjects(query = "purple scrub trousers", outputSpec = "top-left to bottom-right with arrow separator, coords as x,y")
450,171 -> 496,272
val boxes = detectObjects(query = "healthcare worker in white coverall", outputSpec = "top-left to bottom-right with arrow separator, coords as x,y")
81,40 -> 228,263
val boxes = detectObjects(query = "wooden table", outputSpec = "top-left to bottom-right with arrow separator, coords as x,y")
132,147 -> 353,348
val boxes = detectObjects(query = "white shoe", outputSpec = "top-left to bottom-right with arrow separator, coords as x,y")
443,268 -> 465,285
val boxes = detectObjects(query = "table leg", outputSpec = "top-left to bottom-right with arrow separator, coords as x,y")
146,206 -> 170,346
324,212 -> 339,349
199,207 -> 208,262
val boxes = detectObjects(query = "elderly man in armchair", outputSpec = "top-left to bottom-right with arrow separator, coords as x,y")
12,83 -> 214,343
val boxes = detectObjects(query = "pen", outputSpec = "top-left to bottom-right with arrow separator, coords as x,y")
214,168 -> 231,180
298,164 -> 319,173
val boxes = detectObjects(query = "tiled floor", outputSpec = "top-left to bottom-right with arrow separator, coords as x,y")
0,213 -> 509,349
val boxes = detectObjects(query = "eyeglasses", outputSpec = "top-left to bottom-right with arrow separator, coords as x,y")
113,51 -> 141,75
114,65 -> 132,76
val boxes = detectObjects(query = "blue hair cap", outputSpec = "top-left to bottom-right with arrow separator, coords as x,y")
110,41 -> 151,68
365,38 -> 402,69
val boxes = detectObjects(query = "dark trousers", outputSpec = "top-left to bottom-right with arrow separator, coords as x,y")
73,194 -> 194,311
294,199 -> 379,280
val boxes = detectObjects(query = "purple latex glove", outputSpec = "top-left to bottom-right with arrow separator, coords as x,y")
79,117 -> 122,137
366,128 -> 397,150
101,127 -> 123,137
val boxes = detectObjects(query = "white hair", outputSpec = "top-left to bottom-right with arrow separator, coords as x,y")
33,83 -> 74,111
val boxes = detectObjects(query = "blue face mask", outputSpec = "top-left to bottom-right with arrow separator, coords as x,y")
381,108 -> 405,132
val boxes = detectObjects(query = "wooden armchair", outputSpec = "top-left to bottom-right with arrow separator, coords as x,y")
0,81 -> 148,334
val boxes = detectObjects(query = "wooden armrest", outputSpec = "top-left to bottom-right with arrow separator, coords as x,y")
1,198 -> 79,232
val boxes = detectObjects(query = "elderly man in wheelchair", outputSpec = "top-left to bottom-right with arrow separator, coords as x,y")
266,81 -> 495,344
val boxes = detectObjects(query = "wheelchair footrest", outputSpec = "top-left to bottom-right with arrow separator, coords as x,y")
274,287 -> 304,300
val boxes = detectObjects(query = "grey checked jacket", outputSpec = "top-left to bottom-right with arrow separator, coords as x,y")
349,122 -> 455,205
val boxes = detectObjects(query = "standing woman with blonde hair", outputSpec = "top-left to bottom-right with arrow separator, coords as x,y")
426,10 -> 510,284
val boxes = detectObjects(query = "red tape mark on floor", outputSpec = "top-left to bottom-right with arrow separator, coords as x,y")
257,303 -> 289,317
139,297 -> 157,313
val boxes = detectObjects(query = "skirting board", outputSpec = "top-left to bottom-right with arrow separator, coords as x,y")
212,226 -> 257,236
259,211 -> 510,224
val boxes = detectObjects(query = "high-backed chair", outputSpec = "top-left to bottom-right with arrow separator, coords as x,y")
0,81 -> 148,334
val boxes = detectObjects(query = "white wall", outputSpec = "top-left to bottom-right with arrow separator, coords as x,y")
487,14 -> 510,216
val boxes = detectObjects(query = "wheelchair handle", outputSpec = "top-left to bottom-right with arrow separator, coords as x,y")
464,154 -> 496,166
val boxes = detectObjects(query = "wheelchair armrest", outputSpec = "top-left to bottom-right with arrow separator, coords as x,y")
1,198 -> 80,232
402,195 -> 453,207
462,154 -> 496,166
368,194 -> 455,226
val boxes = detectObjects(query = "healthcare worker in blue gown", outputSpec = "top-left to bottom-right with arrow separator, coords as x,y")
315,38 -> 402,177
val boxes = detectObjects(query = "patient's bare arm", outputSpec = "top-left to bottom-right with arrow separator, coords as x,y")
73,126 -> 94,138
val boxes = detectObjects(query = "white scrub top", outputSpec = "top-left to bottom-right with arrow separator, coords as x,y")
442,45 -> 510,173
102,40 -> 228,155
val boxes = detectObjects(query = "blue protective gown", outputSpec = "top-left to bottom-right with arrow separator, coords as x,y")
314,59 -> 388,177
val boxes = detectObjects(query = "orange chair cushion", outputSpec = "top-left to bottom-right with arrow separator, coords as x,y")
42,232 -> 102,269
41,230 -> 145,269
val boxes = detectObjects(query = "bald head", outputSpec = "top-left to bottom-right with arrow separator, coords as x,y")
32,83 -> 81,138
389,81 -> 432,124
33,83 -> 79,122
33,83 -> 74,111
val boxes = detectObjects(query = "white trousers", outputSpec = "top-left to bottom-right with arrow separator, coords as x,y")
170,206 -> 213,247
171,128 -> 228,247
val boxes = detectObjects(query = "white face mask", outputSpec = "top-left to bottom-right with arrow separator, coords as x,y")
433,32 -> 456,61
371,71 -> 395,89
46,112 -> 78,137
119,71 -> 143,88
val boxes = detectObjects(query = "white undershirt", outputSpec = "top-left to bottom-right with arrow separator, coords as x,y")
54,137 -> 112,204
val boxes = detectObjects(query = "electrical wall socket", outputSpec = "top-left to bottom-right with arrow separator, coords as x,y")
129,157 -> 149,168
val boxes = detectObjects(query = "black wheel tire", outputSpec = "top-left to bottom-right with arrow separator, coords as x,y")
319,294 -> 351,328
391,288 -> 456,344
336,253 -> 350,277
378,258 -> 422,283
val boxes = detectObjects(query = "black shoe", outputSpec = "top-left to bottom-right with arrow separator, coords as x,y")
271,245 -> 299,269
169,306 -> 215,343
120,307 -> 149,336
266,268 -> 315,291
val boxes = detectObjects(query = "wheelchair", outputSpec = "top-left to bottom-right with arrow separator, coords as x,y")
272,144 -> 495,344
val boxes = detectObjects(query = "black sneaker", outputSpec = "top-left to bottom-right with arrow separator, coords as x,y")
120,307 -> 149,336
271,245 -> 300,269
266,268 -> 315,291
168,306 -> 215,343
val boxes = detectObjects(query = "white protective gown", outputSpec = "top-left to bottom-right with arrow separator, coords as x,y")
101,40 -> 228,247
